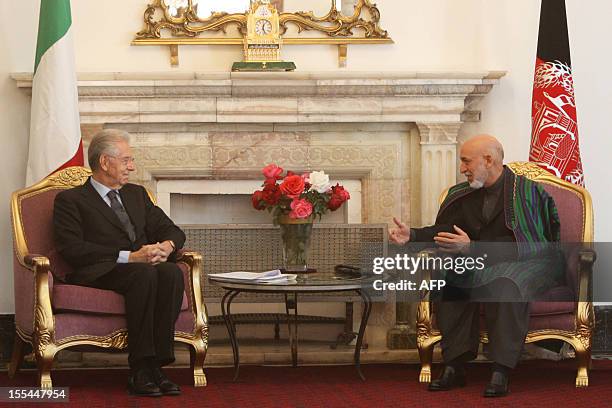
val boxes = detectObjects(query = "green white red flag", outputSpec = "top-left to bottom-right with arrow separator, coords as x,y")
26,0 -> 83,186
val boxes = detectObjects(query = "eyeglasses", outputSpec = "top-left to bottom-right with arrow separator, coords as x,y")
108,155 -> 136,166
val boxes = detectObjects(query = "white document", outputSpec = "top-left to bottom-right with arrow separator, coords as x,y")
209,269 -> 297,283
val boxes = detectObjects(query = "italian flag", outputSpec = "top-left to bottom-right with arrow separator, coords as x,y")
26,0 -> 83,186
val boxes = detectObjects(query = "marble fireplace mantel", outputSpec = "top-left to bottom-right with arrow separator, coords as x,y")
12,70 -> 505,226
12,71 -> 504,121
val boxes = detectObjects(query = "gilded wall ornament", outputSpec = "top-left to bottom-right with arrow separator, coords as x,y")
133,0 -> 392,67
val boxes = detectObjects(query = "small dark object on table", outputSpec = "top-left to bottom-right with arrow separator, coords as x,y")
279,268 -> 317,274
334,264 -> 362,279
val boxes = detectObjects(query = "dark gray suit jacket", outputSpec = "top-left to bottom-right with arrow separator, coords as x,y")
53,178 -> 186,284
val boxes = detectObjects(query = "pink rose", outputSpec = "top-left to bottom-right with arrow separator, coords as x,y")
279,175 -> 305,199
289,198 -> 313,219
262,164 -> 283,180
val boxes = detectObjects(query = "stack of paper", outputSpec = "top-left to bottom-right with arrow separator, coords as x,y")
209,269 -> 297,284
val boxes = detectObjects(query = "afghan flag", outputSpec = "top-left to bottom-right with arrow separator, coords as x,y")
530,0 -> 584,186
26,0 -> 83,186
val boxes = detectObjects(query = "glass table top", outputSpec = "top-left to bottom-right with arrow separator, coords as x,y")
208,272 -> 375,292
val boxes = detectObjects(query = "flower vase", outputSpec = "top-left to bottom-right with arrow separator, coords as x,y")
278,215 -> 314,272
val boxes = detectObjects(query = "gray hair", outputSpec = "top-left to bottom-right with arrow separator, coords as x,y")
487,143 -> 505,165
88,129 -> 130,171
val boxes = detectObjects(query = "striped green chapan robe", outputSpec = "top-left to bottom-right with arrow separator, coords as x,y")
438,166 -> 565,300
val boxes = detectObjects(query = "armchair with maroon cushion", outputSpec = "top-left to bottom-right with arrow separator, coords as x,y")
416,162 -> 596,387
9,166 -> 208,388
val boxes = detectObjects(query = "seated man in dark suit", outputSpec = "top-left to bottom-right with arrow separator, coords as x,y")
389,135 -> 563,398
53,129 -> 186,397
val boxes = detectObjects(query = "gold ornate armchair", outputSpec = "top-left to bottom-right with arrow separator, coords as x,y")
416,162 -> 596,387
9,166 -> 208,388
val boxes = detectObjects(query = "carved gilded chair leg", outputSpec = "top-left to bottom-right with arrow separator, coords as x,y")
574,342 -> 591,387
8,335 -> 26,379
189,340 -> 207,387
418,340 -> 435,383
36,345 -> 57,389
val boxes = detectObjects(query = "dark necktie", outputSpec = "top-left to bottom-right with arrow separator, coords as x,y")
107,190 -> 136,242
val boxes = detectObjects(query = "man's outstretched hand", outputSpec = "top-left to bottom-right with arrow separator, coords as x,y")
434,225 -> 471,254
389,217 -> 411,245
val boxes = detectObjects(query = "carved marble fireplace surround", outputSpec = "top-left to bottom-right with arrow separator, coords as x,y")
14,71 -> 502,356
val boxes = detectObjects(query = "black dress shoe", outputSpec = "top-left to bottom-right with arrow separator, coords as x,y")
151,367 -> 181,396
483,371 -> 509,397
128,369 -> 162,397
428,365 -> 466,391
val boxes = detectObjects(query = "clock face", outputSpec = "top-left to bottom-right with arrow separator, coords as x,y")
255,19 -> 273,35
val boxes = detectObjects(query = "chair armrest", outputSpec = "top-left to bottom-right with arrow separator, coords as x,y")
417,248 -> 439,302
416,248 -> 441,347
175,248 -> 186,261
14,253 -> 55,343
418,248 -> 439,258
24,254 -> 49,270
176,250 -> 201,276
578,248 -> 597,302
176,251 -> 208,337
579,249 -> 596,267
575,248 -> 596,334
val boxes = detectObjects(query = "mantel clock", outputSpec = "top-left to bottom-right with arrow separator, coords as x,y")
232,0 -> 296,71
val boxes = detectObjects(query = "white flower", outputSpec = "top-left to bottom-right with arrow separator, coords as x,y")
309,170 -> 331,193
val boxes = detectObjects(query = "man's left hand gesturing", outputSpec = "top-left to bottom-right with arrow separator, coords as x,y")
433,225 -> 471,254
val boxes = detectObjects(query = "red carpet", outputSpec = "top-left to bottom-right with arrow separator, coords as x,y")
1,360 -> 611,407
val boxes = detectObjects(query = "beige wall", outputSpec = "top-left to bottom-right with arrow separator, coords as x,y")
1,0 -> 610,313
66,0 -> 484,72
0,1 -> 38,313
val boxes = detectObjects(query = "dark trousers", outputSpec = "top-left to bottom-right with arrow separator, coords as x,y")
437,280 -> 529,368
89,262 -> 185,369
